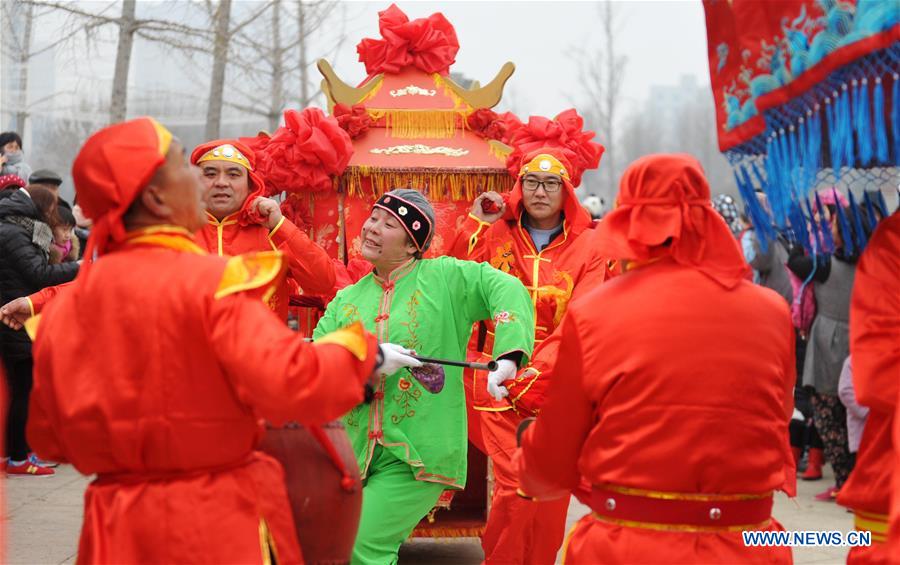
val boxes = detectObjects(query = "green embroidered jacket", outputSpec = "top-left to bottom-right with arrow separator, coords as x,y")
313,256 -> 534,488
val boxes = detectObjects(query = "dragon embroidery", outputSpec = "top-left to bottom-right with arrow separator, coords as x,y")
534,270 -> 575,327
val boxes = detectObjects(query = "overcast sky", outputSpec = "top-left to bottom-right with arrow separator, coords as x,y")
326,1 -> 714,119
27,1 -> 714,122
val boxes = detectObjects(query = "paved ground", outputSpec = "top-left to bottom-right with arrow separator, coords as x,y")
6,465 -> 852,564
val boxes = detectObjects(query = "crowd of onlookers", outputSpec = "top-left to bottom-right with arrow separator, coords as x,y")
714,189 -> 883,503
0,130 -> 89,476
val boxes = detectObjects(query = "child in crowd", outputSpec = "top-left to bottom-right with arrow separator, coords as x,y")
837,356 -> 868,466
49,206 -> 79,264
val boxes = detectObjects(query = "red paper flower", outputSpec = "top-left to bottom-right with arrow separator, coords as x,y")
505,108 -> 604,187
279,192 -> 313,228
257,108 -> 354,194
333,103 -> 374,139
356,3 -> 460,77
467,109 -> 523,144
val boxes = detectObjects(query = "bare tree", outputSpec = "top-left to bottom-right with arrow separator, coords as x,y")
196,0 -> 274,138
14,1 -> 34,131
205,0 -> 232,139
222,0 -> 345,131
109,0 -> 136,122
296,1 -> 345,108
297,0 -> 310,106
574,1 -> 627,196
2,0 -> 37,131
29,0 -> 212,124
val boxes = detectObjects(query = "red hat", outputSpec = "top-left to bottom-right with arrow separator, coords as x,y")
503,147 -> 593,237
191,139 -> 266,226
0,174 -> 26,191
73,117 -> 172,257
596,154 -> 749,288
505,109 -> 604,188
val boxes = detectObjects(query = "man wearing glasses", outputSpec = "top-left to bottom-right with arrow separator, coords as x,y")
450,142 -> 609,565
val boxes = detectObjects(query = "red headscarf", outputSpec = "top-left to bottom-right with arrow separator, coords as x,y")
73,117 -> 172,260
504,147 -> 593,237
190,139 -> 266,226
596,154 -> 749,288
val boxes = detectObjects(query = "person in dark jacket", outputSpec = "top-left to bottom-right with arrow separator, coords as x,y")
0,173 -> 27,201
787,200 -> 872,500
28,168 -> 71,210
0,185 -> 79,475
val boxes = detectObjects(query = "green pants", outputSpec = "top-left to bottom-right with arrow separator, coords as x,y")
352,446 -> 447,565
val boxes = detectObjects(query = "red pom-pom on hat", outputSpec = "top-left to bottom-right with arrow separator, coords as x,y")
0,174 -> 26,190
505,108 -> 604,187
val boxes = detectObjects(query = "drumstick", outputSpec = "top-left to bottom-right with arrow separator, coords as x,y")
305,338 -> 498,372
411,355 -> 498,372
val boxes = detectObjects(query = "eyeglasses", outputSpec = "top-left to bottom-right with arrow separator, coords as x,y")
522,177 -> 562,193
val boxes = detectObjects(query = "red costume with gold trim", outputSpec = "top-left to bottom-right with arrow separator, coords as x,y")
517,154 -> 795,564
448,116 -> 607,563
26,119 -> 379,564
837,211 -> 899,561
191,140 -> 336,320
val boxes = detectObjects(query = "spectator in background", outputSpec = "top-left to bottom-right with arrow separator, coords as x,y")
837,357 -> 867,463
787,198 -> 871,501
72,197 -> 92,259
0,174 -> 27,201
712,193 -> 743,237
0,132 -> 33,183
738,201 -> 823,477
49,206 -> 79,264
0,184 -> 80,476
581,194 -> 604,220
28,169 -> 70,210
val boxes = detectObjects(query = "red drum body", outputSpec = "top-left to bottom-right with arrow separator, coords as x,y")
260,421 -> 361,565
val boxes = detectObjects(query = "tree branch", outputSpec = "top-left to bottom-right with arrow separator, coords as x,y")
227,0 -> 274,37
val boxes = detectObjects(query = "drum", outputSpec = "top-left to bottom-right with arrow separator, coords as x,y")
259,421 -> 362,565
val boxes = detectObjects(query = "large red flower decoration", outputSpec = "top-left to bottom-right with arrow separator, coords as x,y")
356,3 -> 459,77
505,108 -> 604,187
466,109 -> 522,144
333,103 -> 374,139
257,108 -> 354,194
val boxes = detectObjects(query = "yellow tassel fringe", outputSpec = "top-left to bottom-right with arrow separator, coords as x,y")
359,78 -> 383,104
409,525 -> 486,539
488,139 -> 513,162
432,73 -> 468,110
343,167 -> 513,201
366,108 -> 469,139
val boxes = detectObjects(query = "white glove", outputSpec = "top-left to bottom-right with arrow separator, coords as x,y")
487,359 -> 516,401
378,343 -> 422,376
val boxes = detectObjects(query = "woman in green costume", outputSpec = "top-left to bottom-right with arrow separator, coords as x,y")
313,189 -> 534,564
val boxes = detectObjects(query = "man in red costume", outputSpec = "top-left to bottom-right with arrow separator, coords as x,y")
839,210 -> 899,561
517,154 -> 795,564
2,139 -> 336,322
191,139 -> 335,320
23,118 -> 419,564
449,114 -> 607,564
